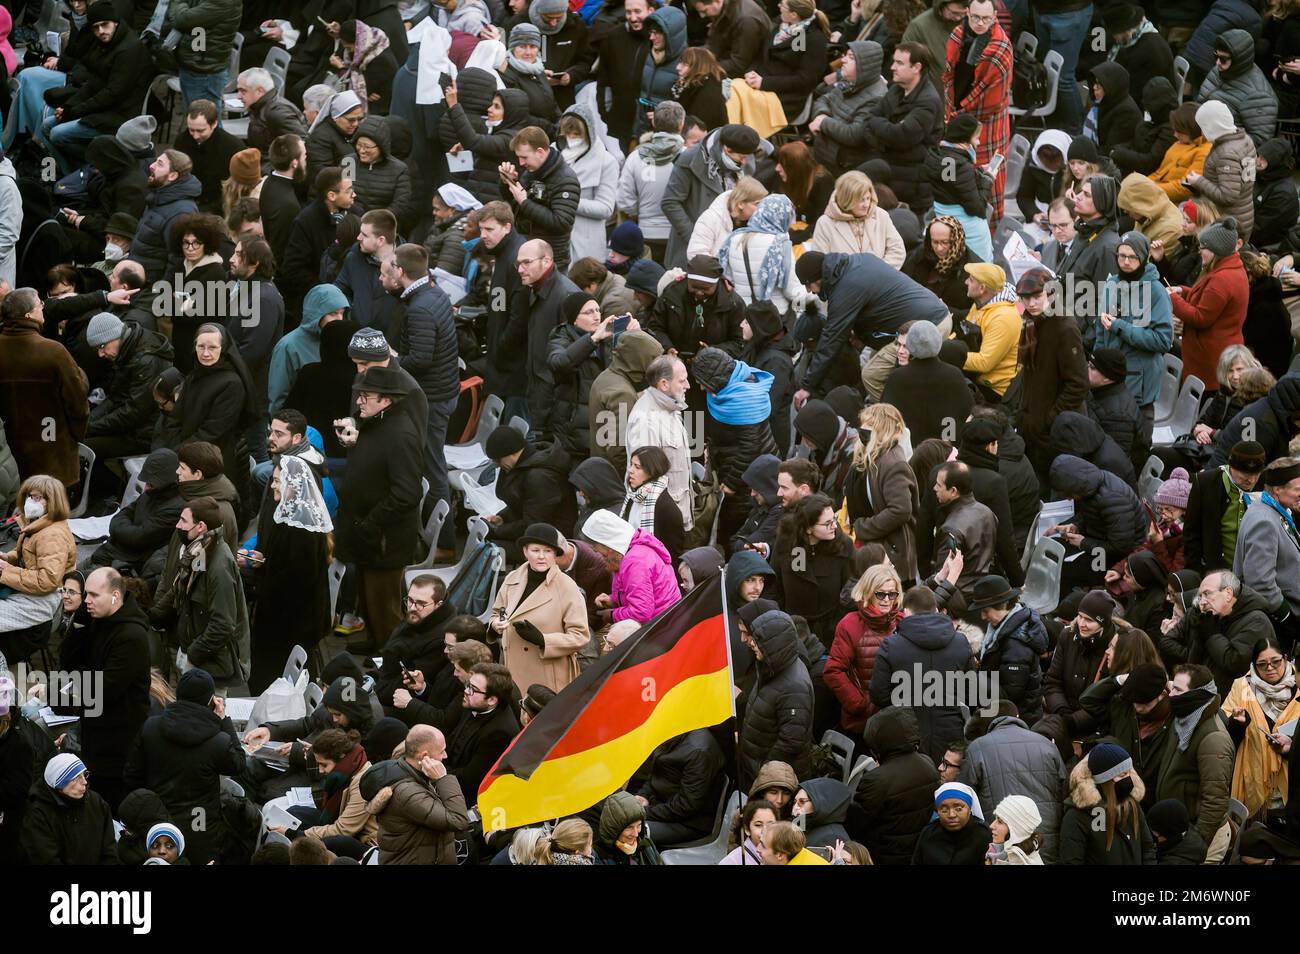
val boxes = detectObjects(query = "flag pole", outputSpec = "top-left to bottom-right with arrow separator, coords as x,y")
720,565 -> 748,864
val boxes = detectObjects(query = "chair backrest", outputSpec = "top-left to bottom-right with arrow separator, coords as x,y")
304,682 -> 323,712
222,32 -> 245,94
69,443 -> 96,518
1004,133 -> 1032,196
1022,535 -> 1065,614
219,775 -> 245,798
1015,31 -> 1038,60
820,728 -> 856,783
661,790 -> 744,865
474,394 -> 504,445
263,46 -> 292,90
283,644 -> 309,685
327,560 -> 347,622
1154,356 -> 1182,420
1174,55 -> 1190,103
1139,454 -> 1165,506
1164,375 -> 1206,436
507,415 -> 529,437
422,497 -> 450,548
1039,49 -> 1064,116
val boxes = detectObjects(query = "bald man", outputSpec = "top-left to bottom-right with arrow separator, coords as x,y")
504,238 -> 580,437
372,725 -> 470,865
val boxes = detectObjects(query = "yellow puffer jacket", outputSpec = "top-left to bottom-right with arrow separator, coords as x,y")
1118,173 -> 1184,250
961,289 -> 1022,396
0,517 -> 76,595
1150,137 -> 1212,203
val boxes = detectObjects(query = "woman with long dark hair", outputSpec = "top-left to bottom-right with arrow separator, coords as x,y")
671,46 -> 729,131
1222,635 -> 1300,820
620,445 -> 684,563
773,492 -> 854,641
1059,742 -> 1156,863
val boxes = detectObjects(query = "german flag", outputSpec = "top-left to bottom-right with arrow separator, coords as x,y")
478,574 -> 732,831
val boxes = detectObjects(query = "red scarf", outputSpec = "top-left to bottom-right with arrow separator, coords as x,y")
858,603 -> 899,635
321,745 -> 369,820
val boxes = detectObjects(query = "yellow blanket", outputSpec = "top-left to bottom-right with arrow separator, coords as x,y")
725,82 -> 788,140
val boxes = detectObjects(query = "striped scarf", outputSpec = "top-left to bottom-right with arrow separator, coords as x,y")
622,477 -> 668,533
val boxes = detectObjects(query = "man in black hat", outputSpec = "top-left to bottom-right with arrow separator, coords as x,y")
1085,346 -> 1145,471
661,123 -> 770,268
967,575 -> 1050,723
1184,440 -> 1265,575
645,254 -> 746,369
481,426 -> 579,555
334,365 -> 425,647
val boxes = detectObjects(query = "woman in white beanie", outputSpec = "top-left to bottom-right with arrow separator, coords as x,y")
21,753 -> 118,864
986,794 -> 1044,865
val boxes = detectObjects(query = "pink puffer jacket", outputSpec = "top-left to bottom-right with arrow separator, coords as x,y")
610,530 -> 682,624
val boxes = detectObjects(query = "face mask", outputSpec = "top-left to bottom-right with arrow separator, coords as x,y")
616,838 -> 637,855
565,136 -> 586,150
1170,686 -> 1216,719
1114,777 -> 1134,801
24,497 -> 45,521
103,243 -> 125,262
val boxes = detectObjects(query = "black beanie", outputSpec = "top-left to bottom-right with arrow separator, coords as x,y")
795,250 -> 825,285
563,291 -> 598,324
485,425 -> 527,461
1122,662 -> 1169,704
945,113 -> 979,143
178,668 -> 215,704
794,400 -> 841,452
1068,136 -> 1099,163
1146,798 -> 1190,840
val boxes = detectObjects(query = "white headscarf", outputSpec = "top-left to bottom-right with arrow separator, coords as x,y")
275,456 -> 333,533
410,18 -> 457,105
466,38 -> 508,88
934,781 -> 985,820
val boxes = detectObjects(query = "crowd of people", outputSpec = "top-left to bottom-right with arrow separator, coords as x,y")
0,0 -> 1299,867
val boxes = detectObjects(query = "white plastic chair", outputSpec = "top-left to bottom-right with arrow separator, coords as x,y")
661,790 -> 744,865
1022,535 -> 1065,614
406,515 -> 489,590
1010,50 -> 1063,131
282,644 -> 309,686
1153,375 -> 1205,440
1153,353 -> 1183,421
507,415 -> 529,437
1174,55 -> 1191,103
120,454 -> 148,507
304,682 -> 323,713
820,729 -> 856,783
1003,134 -> 1032,199
69,443 -> 96,518
1138,453 -> 1165,506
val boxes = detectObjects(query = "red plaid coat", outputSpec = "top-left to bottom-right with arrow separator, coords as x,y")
943,21 -> 1013,223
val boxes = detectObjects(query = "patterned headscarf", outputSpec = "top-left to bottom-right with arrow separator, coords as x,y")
344,20 -> 391,107
929,215 -> 968,274
718,194 -> 796,304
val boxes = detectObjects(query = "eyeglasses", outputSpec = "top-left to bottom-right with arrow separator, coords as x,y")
938,758 -> 961,772
1215,53 -> 1232,63
1116,252 -> 1140,262
517,257 -> 549,267
874,590 -> 900,602
464,684 -> 489,696
405,596 -> 434,609
1048,221 -> 1072,232
817,519 -> 838,529
181,239 -> 203,249
1258,657 -> 1287,671
968,13 -> 996,23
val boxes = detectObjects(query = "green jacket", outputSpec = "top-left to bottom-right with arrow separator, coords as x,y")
170,0 -> 241,75
176,531 -> 251,687
1090,682 -> 1235,843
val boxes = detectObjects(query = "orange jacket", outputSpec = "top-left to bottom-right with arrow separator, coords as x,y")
1151,138 -> 1212,203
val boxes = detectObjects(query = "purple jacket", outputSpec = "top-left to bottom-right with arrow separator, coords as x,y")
611,530 -> 682,623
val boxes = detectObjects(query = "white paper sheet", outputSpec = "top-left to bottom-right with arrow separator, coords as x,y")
1002,230 -> 1050,285
69,513 -> 115,541
38,706 -> 79,727
432,267 -> 468,304
288,787 -> 315,808
460,472 -> 507,516
263,803 -> 302,830
445,444 -> 489,470
446,150 -> 474,173
223,697 -> 256,722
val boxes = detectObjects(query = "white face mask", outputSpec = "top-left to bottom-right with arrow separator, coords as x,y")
565,136 -> 586,151
103,243 -> 125,261
24,496 -> 45,521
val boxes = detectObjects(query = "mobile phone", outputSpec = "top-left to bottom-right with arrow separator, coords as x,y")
987,152 -> 1005,175
611,313 -> 631,334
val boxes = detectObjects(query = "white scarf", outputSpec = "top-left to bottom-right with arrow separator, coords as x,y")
1251,661 -> 1297,722
622,477 -> 667,533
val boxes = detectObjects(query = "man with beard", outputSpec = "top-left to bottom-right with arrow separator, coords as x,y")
227,237 -> 285,454
129,149 -> 201,283
335,209 -> 400,338
375,575 -> 459,711
479,202 -> 529,424
1082,662 -> 1234,861
260,134 -> 307,270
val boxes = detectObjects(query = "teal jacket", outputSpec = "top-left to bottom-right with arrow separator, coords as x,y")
267,284 -> 349,414
1087,262 -> 1174,407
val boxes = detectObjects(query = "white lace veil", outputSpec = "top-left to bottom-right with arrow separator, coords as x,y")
274,456 -> 333,534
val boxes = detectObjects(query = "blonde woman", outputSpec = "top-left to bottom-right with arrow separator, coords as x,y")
806,171 -> 904,268
824,562 -> 903,734
535,818 -> 596,864
843,404 -> 918,579
0,475 -> 75,637
688,176 -> 769,261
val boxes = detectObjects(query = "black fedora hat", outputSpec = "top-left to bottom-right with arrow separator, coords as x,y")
517,523 -> 566,554
967,574 -> 1021,612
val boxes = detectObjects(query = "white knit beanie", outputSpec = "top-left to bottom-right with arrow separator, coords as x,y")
994,795 -> 1042,845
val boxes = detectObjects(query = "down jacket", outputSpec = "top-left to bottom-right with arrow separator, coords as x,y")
397,279 -> 460,405
610,529 -> 682,624
959,715 -> 1065,862
1112,78 -> 1179,177
368,760 -> 469,865
1188,118 -> 1258,236
738,610 -> 815,788
1195,28 -> 1278,146
868,612 -> 973,764
129,174 -> 202,282
1048,454 -> 1149,562
851,706 -> 938,865
1058,757 -> 1156,864
560,102 -> 621,265
87,323 -> 173,448
505,146 -> 581,271
824,604 -> 897,734
545,319 -> 610,456
977,605 -> 1051,725
1157,584 -> 1273,697
811,40 -> 889,172
693,348 -> 778,496
353,116 -> 417,233
1050,412 -> 1137,488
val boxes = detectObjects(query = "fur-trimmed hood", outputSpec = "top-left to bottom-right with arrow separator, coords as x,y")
1066,755 -> 1146,809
